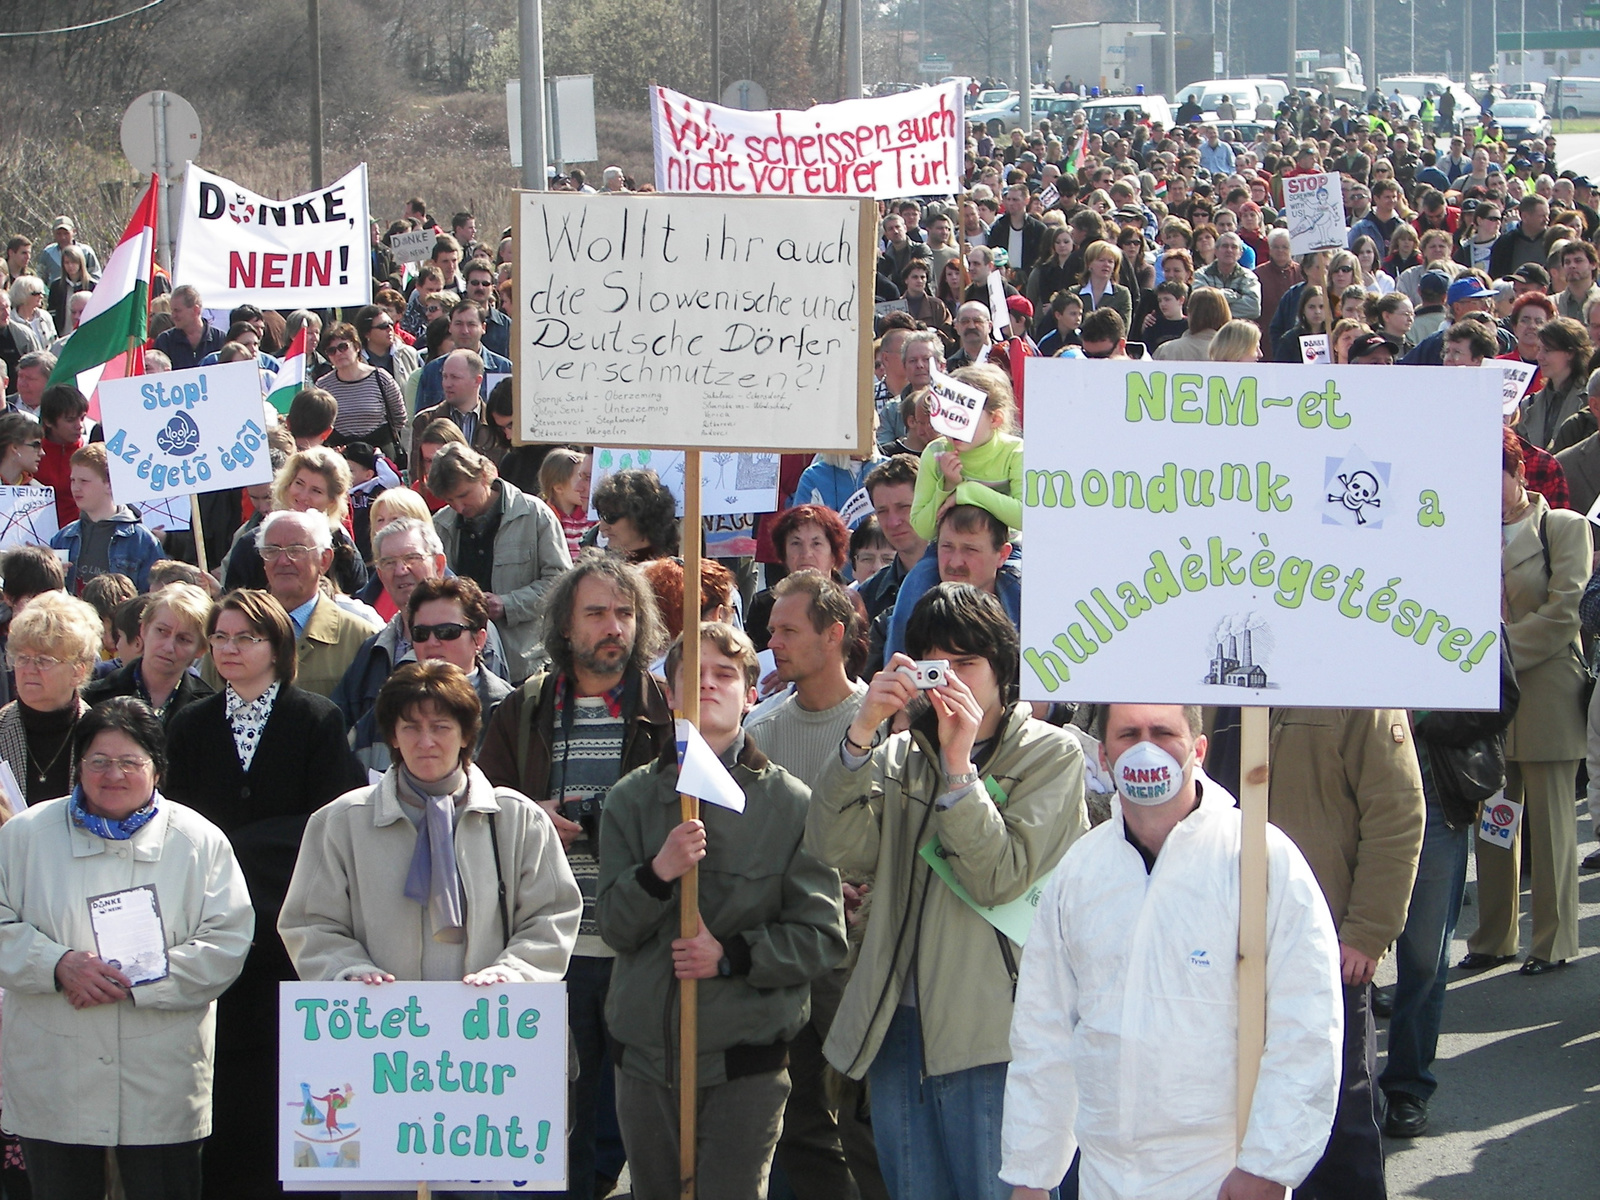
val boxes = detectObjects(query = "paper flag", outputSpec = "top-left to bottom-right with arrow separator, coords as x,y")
675,718 -> 746,813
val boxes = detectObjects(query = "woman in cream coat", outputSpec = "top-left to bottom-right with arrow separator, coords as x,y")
279,661 -> 580,985
0,697 -> 253,1198
1464,428 -> 1591,974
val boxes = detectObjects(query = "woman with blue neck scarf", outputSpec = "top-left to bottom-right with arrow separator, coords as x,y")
0,696 -> 253,1200
279,660 -> 581,988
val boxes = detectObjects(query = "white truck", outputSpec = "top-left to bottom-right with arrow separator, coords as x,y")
1048,22 -> 1161,95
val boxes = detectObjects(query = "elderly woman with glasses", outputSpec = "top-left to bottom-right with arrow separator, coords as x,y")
353,303 -> 420,388
165,588 -> 364,1198
0,592 -> 102,810
8,276 -> 55,347
313,321 -> 406,456
0,696 -> 253,1200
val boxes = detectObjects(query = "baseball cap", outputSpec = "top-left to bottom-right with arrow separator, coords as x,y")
1347,332 -> 1400,361
1511,263 -> 1552,288
1446,278 -> 1495,304
1006,294 -> 1035,318
341,442 -> 378,472
51,216 -> 74,234
1418,269 -> 1452,296
1113,205 -> 1145,223
1574,175 -> 1596,189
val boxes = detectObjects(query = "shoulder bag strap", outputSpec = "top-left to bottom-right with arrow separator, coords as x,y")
486,810 -> 511,948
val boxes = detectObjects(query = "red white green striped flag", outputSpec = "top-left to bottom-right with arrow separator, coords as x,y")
49,175 -> 158,410
1063,128 -> 1089,174
264,325 -> 309,415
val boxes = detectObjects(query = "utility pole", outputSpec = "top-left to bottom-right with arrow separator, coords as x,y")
518,0 -> 546,190
308,0 -> 323,188
1287,0 -> 1297,91
712,0 -> 722,101
1365,0 -> 1377,103
1165,0 -> 1176,99
843,0 -> 862,99
1019,0 -> 1031,131
1465,0 -> 1472,84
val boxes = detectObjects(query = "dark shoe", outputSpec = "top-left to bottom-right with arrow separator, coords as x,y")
1384,1092 -> 1429,1138
1457,952 -> 1516,970
1519,956 -> 1568,975
1372,984 -> 1395,1019
1583,848 -> 1600,870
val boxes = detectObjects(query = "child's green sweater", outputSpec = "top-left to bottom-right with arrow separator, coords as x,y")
909,431 -> 1024,540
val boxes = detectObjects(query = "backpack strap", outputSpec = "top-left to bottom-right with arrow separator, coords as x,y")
486,807 -> 511,949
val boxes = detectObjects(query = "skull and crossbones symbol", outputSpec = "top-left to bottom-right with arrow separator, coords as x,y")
1329,470 -> 1382,525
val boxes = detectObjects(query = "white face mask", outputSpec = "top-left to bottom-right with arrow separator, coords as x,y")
1111,740 -> 1190,807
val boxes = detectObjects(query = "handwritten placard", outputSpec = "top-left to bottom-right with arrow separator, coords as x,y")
1284,172 -> 1348,256
515,192 -> 872,451
389,229 -> 437,264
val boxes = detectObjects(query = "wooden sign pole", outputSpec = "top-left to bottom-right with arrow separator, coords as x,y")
1236,705 -> 1270,1147
677,449 -> 703,1199
189,494 -> 208,575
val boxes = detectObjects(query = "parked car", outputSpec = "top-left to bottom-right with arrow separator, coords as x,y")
1546,77 -> 1600,119
969,92 -> 1083,135
1077,94 -> 1174,134
1380,75 -> 1482,128
1492,99 -> 1552,143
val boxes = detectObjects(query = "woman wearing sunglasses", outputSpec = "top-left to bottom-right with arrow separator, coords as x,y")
350,576 -> 512,772
164,588 -> 365,1199
353,303 -> 420,390
314,321 -> 406,458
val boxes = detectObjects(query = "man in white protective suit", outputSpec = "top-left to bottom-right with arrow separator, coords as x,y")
999,703 -> 1344,1200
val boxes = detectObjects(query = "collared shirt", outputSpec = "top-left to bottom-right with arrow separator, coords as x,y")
555,673 -> 626,721
288,595 -> 318,636
225,680 -> 281,771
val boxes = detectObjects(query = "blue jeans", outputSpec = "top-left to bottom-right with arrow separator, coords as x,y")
1379,799 -> 1469,1103
867,1006 -> 1012,1200
567,955 -> 616,1200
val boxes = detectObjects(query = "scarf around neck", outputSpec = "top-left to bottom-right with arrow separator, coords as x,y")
69,785 -> 159,841
397,764 -> 469,944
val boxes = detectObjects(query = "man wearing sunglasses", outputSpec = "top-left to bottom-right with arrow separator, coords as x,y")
465,257 -> 512,359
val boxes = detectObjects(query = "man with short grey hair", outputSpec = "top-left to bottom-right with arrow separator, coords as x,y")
1194,232 -> 1262,319
1254,227 -> 1302,338
9,351 -> 54,418
947,301 -> 993,370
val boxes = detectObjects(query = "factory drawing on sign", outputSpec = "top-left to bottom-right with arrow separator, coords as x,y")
1205,626 -> 1270,689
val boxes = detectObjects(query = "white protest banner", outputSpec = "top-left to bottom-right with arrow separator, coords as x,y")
1283,172 -> 1348,256
1019,359 -> 1503,708
1299,334 -> 1330,364
1497,360 -> 1537,415
389,228 -> 437,264
837,486 -> 874,528
280,981 -> 566,1189
651,82 -> 963,199
928,368 -> 986,441
588,449 -> 781,518
177,163 -> 372,309
1477,790 -> 1522,847
1039,182 -> 1060,210
96,361 -> 275,509
515,192 -> 872,451
137,495 -> 192,533
0,486 -> 58,550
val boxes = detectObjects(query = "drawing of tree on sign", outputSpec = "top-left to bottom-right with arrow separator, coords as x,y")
736,454 -> 780,490
710,453 -> 735,489
0,487 -> 58,551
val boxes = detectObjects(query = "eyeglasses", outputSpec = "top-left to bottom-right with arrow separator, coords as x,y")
207,632 -> 268,650
260,544 -> 318,562
377,552 -> 429,573
82,754 -> 152,776
596,509 -> 621,524
412,622 -> 472,643
467,278 -> 493,289
372,322 -> 394,331
327,342 -> 354,355
6,652 -> 68,672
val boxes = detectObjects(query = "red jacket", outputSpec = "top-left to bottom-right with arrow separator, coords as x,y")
36,435 -> 82,526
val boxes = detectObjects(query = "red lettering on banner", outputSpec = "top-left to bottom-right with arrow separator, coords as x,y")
224,251 -> 338,290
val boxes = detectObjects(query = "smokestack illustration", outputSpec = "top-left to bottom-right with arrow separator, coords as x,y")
1240,629 -> 1253,669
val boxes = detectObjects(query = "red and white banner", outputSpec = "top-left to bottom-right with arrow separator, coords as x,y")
651,83 -> 963,199
176,163 -> 372,308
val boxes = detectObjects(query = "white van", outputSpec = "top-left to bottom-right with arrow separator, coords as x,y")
1176,78 -> 1288,116
1078,95 -> 1175,133
1380,75 -> 1482,125
1546,77 -> 1600,119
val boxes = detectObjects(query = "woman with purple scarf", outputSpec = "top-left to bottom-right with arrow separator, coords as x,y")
279,660 -> 581,988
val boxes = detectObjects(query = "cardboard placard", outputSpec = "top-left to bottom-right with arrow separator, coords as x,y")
1284,172 -> 1348,256
389,229 -> 437,264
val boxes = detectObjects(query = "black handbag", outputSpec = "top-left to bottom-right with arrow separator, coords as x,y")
1414,626 -> 1520,830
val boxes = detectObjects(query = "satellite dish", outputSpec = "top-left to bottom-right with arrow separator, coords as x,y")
722,80 -> 769,111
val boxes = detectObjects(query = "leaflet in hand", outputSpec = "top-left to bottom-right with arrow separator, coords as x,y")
87,884 -> 169,985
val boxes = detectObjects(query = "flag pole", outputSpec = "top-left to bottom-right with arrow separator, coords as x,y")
1236,706 -> 1269,1147
677,449 -> 703,1199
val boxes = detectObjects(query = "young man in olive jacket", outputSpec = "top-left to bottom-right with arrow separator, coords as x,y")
596,622 -> 847,1200
476,551 -> 674,1200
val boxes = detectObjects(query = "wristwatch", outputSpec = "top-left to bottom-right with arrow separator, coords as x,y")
716,955 -> 733,978
944,770 -> 980,789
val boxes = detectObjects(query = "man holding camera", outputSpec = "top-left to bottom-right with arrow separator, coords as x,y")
808,583 -> 1088,1198
477,550 -> 674,1200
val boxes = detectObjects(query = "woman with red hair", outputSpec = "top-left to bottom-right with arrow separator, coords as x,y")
745,504 -> 849,651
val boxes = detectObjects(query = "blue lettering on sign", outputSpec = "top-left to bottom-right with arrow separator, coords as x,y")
139,375 -> 212,411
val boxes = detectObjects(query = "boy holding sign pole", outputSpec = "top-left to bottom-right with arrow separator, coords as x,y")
595,622 -> 846,1200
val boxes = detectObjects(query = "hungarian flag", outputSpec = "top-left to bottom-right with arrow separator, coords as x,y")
1063,128 -> 1089,175
49,175 -> 158,414
264,325 -> 309,415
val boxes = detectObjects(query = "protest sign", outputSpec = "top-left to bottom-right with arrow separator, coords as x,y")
279,981 -> 566,1189
651,82 -> 963,199
704,512 -> 757,557
177,163 -> 372,309
515,192 -> 872,451
389,228 -> 437,264
1299,334 -> 1329,364
1283,172 -> 1347,256
97,361 -> 275,509
1477,790 -> 1522,847
1498,360 -> 1537,415
928,368 -> 986,441
0,486 -> 58,550
1020,359 -> 1502,709
587,448 -> 780,518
